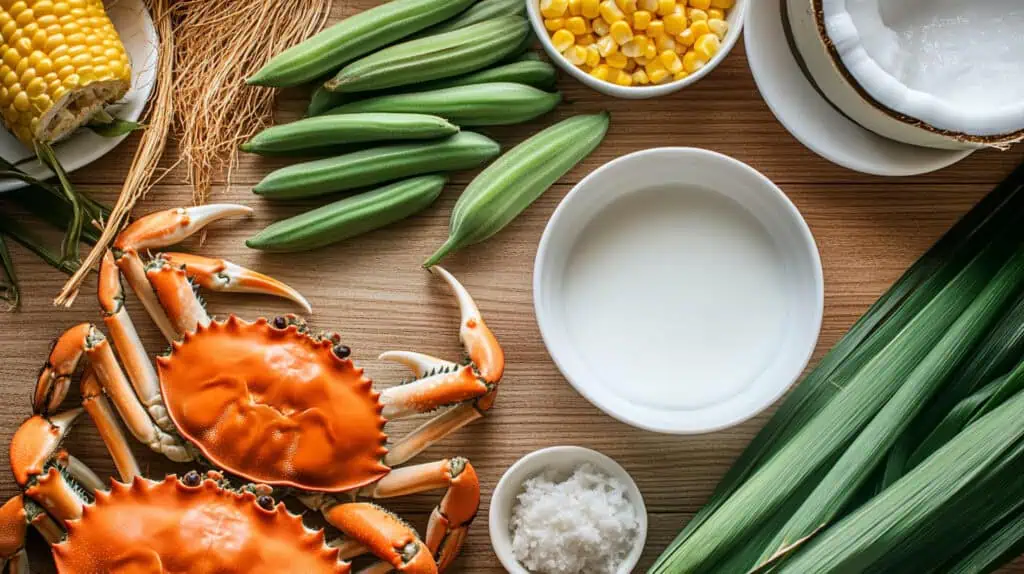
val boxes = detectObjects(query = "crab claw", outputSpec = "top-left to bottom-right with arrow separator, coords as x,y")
0,496 -> 27,566
429,266 -> 504,384
379,351 -> 458,378
161,252 -> 312,313
10,410 -> 81,487
113,204 -> 253,252
325,503 -> 437,573
34,324 -> 93,415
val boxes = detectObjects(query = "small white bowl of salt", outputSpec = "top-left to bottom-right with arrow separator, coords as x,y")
489,446 -> 647,574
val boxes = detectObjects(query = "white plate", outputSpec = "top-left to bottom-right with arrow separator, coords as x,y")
534,148 -> 823,434
489,446 -> 647,574
0,0 -> 158,192
745,0 -> 972,176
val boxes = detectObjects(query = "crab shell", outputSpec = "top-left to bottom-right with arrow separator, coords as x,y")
157,317 -> 389,492
52,474 -> 349,573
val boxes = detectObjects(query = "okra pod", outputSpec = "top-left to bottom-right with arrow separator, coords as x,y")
326,16 -> 529,93
416,0 -> 526,37
240,113 -> 458,155
253,131 -> 500,200
327,82 -> 562,127
247,0 -> 475,87
425,113 -> 610,266
247,175 -> 447,252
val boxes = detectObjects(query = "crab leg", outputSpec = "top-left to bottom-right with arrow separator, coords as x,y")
385,404 -> 483,466
81,368 -> 142,481
361,458 -> 479,572
162,252 -> 312,312
54,451 -> 104,494
112,204 -> 253,342
99,251 -> 172,431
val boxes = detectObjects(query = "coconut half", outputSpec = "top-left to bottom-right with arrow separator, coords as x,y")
787,0 -> 1024,149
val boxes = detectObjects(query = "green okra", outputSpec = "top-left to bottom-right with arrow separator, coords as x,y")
415,0 -> 526,37
240,113 -> 458,155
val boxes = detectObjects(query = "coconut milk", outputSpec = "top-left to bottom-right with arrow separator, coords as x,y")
561,185 -> 789,410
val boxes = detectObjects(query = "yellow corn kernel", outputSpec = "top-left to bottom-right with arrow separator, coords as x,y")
635,55 -> 650,65
664,11 -> 687,34
606,51 -> 628,68
615,69 -> 633,85
694,32 -> 720,60
569,0 -> 583,15
616,0 -> 638,14
599,0 -> 626,22
688,7 -> 708,21
551,28 -> 576,51
596,34 -> 618,56
609,20 -> 633,44
585,44 -> 601,66
590,63 -> 611,80
577,33 -> 596,46
674,40 -> 688,54
648,67 -> 670,83
647,19 -> 665,37
633,10 -> 651,29
566,16 -> 589,35
545,18 -> 566,31
593,17 -> 610,36
708,8 -> 725,19
673,70 -> 689,81
541,0 -> 570,18
656,0 -> 675,16
677,27 -> 696,45
639,0 -> 659,11
624,58 -> 636,71
632,69 -> 649,85
644,42 -> 657,59
708,18 -> 728,38
605,68 -> 621,83
689,19 -> 710,38
690,0 -> 711,8
564,44 -> 588,66
710,0 -> 734,7
620,35 -> 644,57
582,0 -> 601,18
655,33 -> 676,52
682,50 -> 704,72
659,49 -> 683,73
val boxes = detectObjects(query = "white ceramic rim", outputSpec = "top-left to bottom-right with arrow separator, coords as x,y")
0,0 -> 158,192
525,0 -> 748,99
488,446 -> 648,574
533,148 -> 824,434
744,0 -> 972,176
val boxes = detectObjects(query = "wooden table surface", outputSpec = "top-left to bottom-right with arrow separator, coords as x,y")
2,3 -> 1024,571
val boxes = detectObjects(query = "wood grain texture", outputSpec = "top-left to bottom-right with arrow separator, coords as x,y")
1,1 -> 1023,571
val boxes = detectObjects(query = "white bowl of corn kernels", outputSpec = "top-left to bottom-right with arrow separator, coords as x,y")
527,0 -> 746,98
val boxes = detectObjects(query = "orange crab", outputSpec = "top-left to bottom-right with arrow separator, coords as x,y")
1,205 -> 504,573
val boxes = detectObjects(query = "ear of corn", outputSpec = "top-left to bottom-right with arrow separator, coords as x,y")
0,0 -> 131,146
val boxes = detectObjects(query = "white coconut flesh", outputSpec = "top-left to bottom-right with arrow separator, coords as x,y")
820,0 -> 1024,138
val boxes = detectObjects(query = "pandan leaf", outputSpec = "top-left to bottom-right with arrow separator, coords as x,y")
88,117 -> 145,138
0,234 -> 18,311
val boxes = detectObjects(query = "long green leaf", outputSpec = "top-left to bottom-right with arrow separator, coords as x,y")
650,220 -> 1022,572
773,389 -> 1024,573
0,234 -> 18,311
0,214 -> 79,274
651,167 -> 1024,571
944,509 -> 1024,574
33,141 -> 83,265
7,188 -> 104,245
757,245 -> 1024,566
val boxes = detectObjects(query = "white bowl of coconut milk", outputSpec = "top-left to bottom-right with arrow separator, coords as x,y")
534,148 -> 823,434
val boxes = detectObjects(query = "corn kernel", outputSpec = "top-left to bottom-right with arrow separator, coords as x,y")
564,45 -> 588,65
585,44 -> 601,66
639,0 -> 659,11
551,28 -> 576,51
582,0 -> 601,18
633,10 -> 651,29
688,7 -> 708,21
541,0 -> 569,18
605,68 -> 621,84
710,0 -> 734,7
647,19 -> 665,37
596,34 -> 618,56
694,32 -> 720,60
599,0 -> 625,22
615,70 -> 633,85
644,42 -> 657,59
616,0 -> 638,14
577,33 -> 596,46
621,36 -> 644,57
649,67 -> 670,83
656,33 -> 676,52
593,17 -> 610,36
569,0 -> 583,15
545,18 -> 565,31
682,50 -> 704,72
590,64 -> 611,80
659,49 -> 683,73
690,0 -> 711,8
566,16 -> 588,34
674,70 -> 689,81
624,58 -> 637,71
689,19 -> 710,38
632,69 -> 649,85
708,8 -> 725,19
677,27 -> 696,45
708,18 -> 728,38
609,20 -> 633,44
664,12 -> 687,34
636,55 -> 650,65
656,0 -> 675,16
606,51 -> 628,68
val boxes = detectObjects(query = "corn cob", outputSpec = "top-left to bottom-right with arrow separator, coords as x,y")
0,0 -> 131,146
